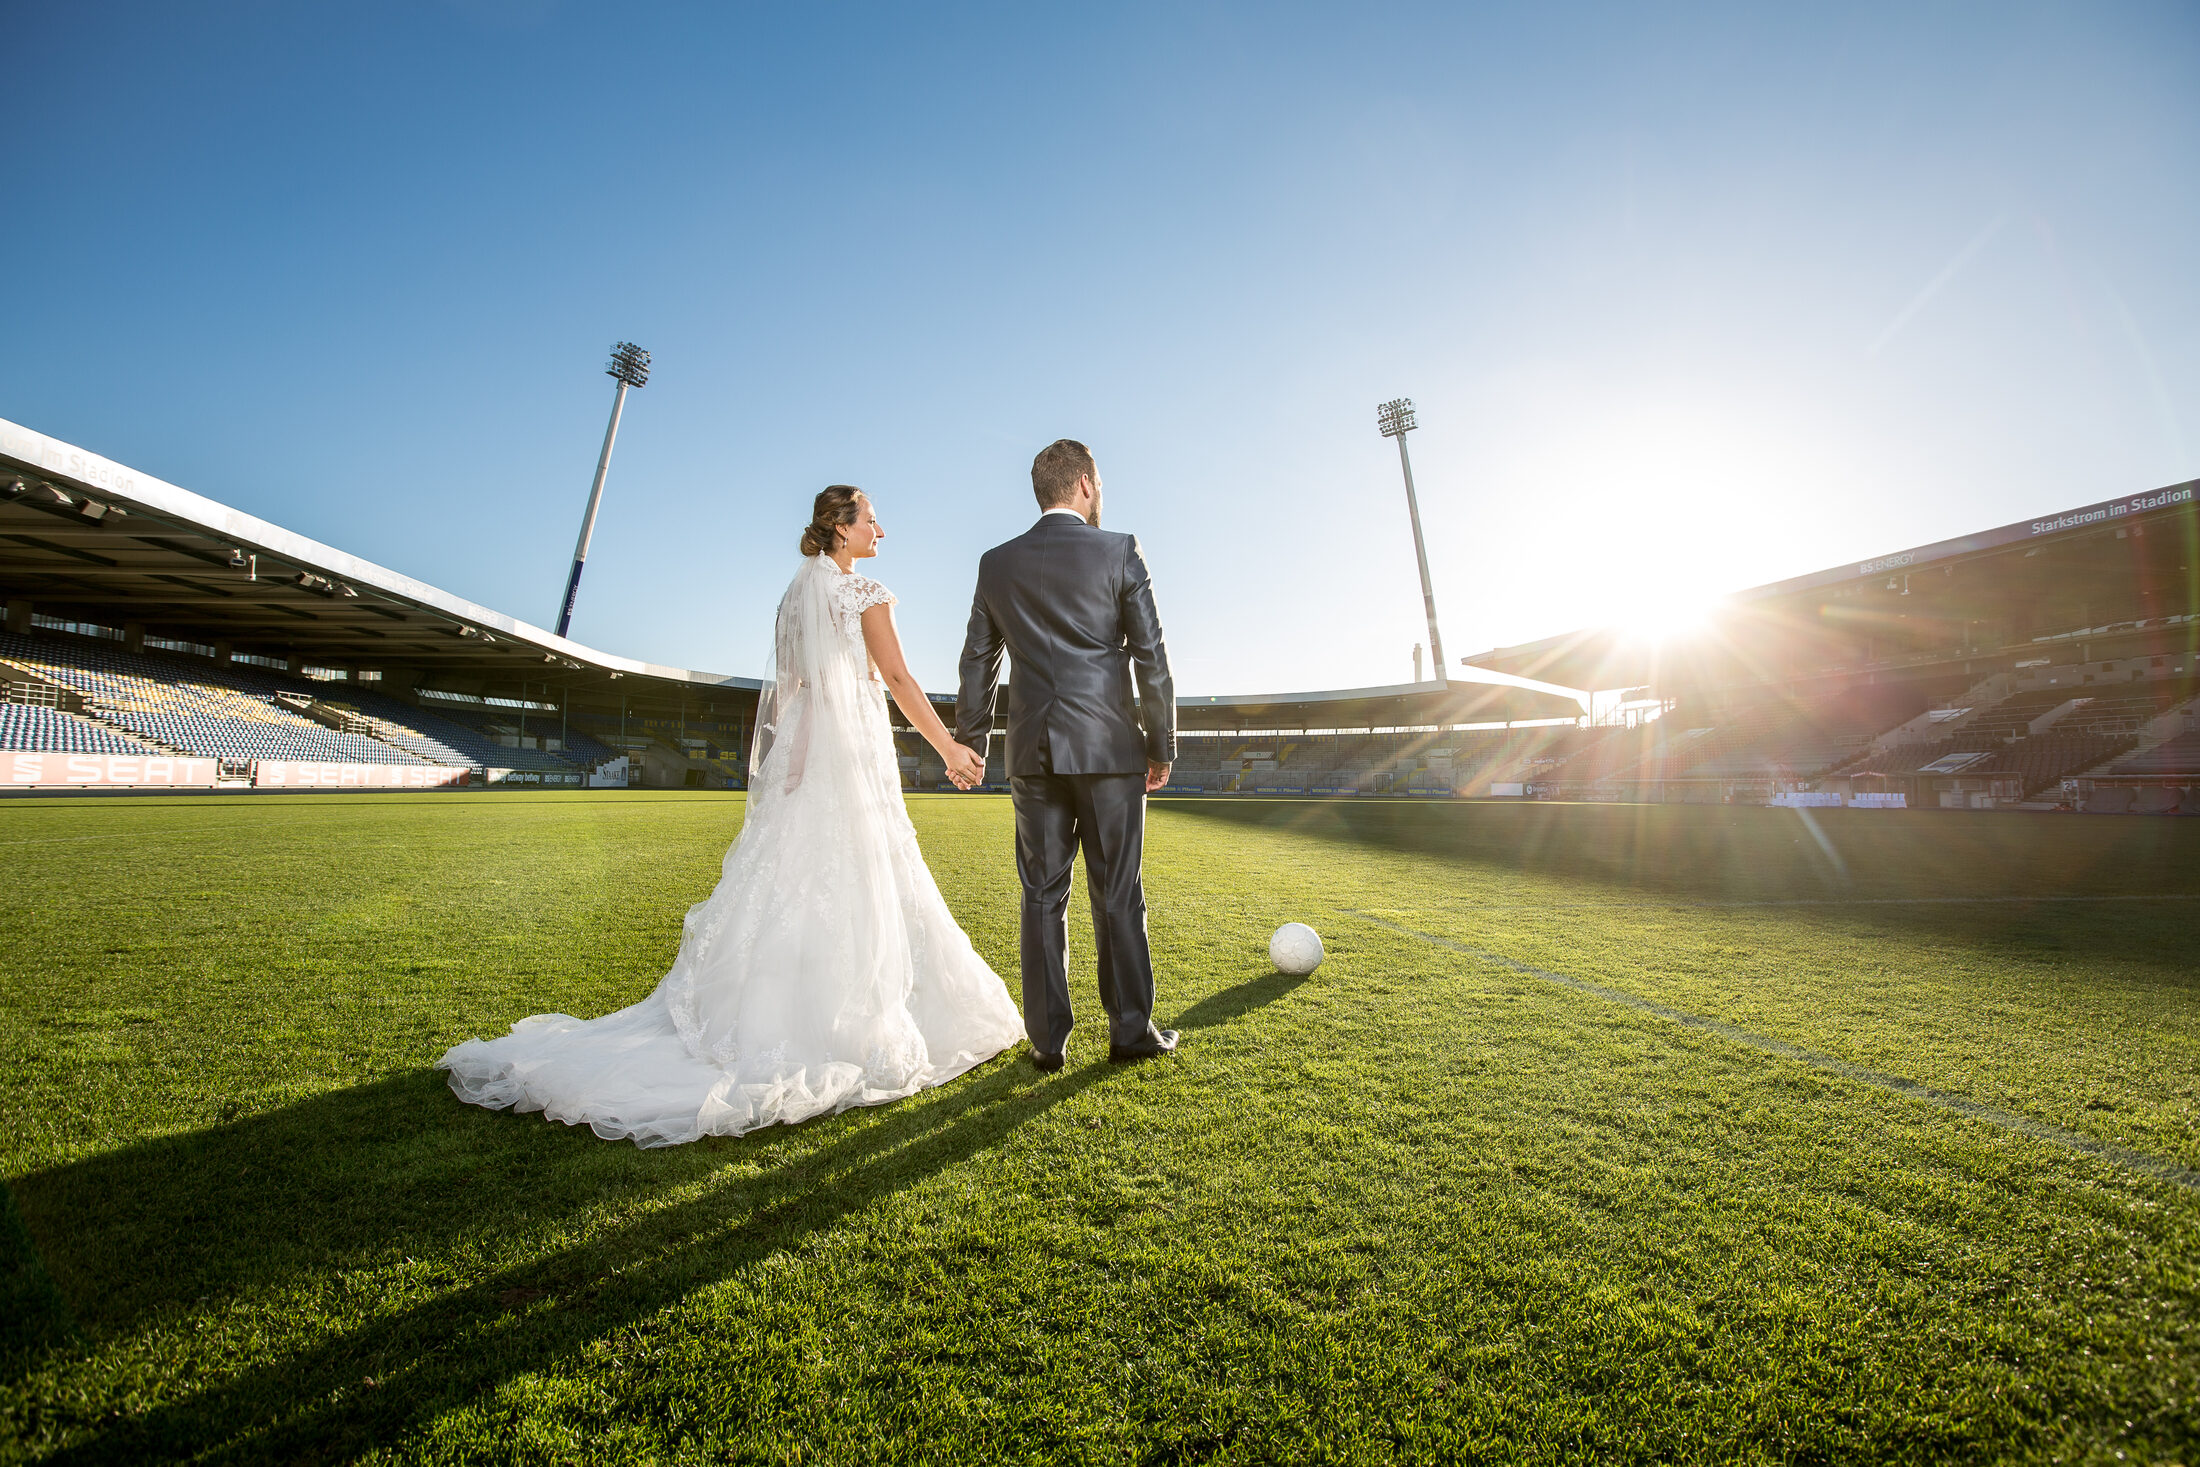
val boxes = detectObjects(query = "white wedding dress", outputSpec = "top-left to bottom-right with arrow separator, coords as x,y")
437,554 -> 1026,1147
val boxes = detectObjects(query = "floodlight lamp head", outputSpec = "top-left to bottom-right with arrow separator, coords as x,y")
606,341 -> 652,389
1376,398 -> 1417,438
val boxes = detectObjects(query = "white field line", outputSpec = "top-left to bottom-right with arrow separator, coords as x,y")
1347,911 -> 2200,1196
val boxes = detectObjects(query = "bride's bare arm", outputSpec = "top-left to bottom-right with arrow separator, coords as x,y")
862,603 -> 986,786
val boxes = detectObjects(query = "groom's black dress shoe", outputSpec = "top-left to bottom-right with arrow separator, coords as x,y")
1108,1029 -> 1179,1063
1030,1049 -> 1065,1073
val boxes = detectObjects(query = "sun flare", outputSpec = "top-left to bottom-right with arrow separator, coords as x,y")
1620,589 -> 1721,642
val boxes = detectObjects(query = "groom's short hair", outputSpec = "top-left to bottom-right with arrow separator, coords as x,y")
1031,439 -> 1097,509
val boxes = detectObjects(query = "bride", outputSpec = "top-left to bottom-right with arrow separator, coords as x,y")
438,486 -> 1026,1146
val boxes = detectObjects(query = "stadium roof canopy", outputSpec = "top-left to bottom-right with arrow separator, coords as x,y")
0,417 -> 1582,728
0,416 -> 756,701
1462,479 -> 2200,699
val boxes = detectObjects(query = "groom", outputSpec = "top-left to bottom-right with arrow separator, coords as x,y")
955,439 -> 1178,1069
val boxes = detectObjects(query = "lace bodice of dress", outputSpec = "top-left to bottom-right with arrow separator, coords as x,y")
824,560 -> 896,676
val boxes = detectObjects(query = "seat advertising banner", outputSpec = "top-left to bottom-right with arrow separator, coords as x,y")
2,752 -> 221,785
253,761 -> 472,789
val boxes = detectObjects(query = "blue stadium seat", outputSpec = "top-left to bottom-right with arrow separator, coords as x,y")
0,703 -> 155,755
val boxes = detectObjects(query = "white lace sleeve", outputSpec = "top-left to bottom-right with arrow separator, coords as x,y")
831,573 -> 897,624
828,574 -> 897,682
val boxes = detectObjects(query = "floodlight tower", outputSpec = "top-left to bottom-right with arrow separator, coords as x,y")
1377,397 -> 1447,684
555,342 -> 651,638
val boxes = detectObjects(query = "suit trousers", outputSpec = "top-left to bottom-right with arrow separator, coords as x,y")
1010,770 -> 1159,1055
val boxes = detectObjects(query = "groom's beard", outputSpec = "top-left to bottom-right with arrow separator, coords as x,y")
1086,495 -> 1101,527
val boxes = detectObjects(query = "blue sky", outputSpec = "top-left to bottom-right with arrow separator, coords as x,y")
4,2 -> 2194,694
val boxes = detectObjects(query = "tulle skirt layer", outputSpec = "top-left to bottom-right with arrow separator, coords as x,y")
437,990 -> 1011,1148
437,681 -> 1026,1147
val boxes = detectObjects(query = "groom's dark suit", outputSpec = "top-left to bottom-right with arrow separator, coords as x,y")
956,511 -> 1176,1058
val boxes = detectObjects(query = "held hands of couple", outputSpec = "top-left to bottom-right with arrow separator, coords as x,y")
938,752 -> 1162,790
937,749 -> 1164,791
943,743 -> 986,790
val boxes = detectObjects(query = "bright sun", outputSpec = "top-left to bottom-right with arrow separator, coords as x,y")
1622,590 -> 1721,642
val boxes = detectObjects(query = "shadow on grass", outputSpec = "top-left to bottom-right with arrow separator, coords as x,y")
1156,798 -> 2200,971
1174,970 -> 1307,1031
0,1180 -> 75,1373
18,1055 -> 1120,1460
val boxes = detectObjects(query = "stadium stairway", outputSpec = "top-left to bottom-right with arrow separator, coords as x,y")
3,663 -> 163,751
0,630 -> 432,767
1993,730 -> 2139,798
1703,686 -> 1932,783
2069,689 -> 2200,783
3,655 -> 213,760
1,661 -> 88,715
1852,683 -> 2191,802
1842,671 -> 2020,770
0,702 -> 176,757
2106,731 -> 2200,781
1947,682 -> 2193,798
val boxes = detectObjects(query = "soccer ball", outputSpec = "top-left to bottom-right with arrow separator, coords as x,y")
1269,922 -> 1325,976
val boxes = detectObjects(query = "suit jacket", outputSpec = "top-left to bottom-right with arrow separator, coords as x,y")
956,514 -> 1175,777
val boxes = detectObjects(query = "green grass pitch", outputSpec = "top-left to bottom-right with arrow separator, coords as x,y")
2,792 -> 2197,1463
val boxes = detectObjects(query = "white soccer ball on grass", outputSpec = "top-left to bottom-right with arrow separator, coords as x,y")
1269,922 -> 1325,976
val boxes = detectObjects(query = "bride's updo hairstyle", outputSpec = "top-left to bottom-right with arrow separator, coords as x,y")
800,485 -> 866,557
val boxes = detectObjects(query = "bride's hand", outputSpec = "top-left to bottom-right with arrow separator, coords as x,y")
943,744 -> 985,789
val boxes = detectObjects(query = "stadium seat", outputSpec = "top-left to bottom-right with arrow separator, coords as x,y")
2111,732 -> 2200,778
0,631 -> 429,766
0,703 -> 159,756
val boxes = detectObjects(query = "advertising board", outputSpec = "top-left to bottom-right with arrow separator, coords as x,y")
253,761 -> 472,789
1,752 -> 220,786
483,768 -> 583,787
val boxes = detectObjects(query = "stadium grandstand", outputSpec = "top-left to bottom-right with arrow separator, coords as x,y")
1465,479 -> 2200,812
3,413 -> 2195,813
